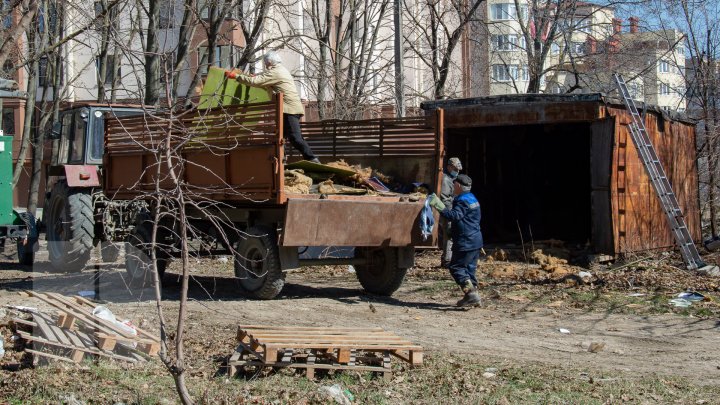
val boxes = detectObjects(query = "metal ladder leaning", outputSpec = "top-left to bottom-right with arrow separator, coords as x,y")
612,73 -> 706,270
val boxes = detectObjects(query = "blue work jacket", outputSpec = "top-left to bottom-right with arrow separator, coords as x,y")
440,191 -> 483,251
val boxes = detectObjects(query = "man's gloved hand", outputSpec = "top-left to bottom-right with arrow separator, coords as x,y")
428,194 -> 446,211
224,70 -> 238,80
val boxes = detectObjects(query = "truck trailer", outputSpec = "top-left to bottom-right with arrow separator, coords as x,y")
43,96 -> 444,299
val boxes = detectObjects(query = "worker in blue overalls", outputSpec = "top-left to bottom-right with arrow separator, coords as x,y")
429,174 -> 483,307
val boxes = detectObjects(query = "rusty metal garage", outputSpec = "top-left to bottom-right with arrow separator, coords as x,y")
422,94 -> 701,256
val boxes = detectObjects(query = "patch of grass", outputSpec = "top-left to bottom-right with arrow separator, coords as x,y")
3,353 -> 719,404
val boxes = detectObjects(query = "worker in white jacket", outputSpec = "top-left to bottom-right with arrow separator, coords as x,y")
225,51 -> 320,163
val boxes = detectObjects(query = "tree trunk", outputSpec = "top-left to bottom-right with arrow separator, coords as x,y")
144,0 -> 161,106
12,26 -> 38,188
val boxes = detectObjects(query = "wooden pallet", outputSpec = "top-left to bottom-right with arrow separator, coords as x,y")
19,291 -> 160,356
13,312 -> 143,364
15,291 -> 161,364
227,325 -> 423,379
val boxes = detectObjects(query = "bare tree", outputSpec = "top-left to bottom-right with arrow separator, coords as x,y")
300,0 -> 396,119
0,0 -> 39,68
403,0 -> 485,99
651,0 -> 720,236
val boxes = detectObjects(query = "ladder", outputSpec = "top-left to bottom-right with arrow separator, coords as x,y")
612,73 -> 706,270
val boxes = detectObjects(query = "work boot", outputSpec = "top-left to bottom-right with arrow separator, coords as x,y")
456,280 -> 481,307
309,158 -> 321,164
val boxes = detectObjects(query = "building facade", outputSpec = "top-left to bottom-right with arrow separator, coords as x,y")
469,0 -> 687,112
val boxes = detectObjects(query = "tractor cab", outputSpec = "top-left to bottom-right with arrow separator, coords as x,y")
49,105 -> 144,172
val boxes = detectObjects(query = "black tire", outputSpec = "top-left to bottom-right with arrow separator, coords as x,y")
354,247 -> 407,296
46,182 -> 94,272
233,226 -> 284,300
100,241 -> 121,263
125,215 -> 168,287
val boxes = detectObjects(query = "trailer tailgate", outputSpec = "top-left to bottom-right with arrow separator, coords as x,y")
281,198 -> 438,247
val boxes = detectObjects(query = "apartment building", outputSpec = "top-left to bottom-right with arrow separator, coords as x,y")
471,0 -> 687,111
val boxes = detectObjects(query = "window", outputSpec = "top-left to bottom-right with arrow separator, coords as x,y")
38,57 -> 49,87
676,45 -> 685,56
658,59 -> 670,73
676,85 -> 686,96
1,108 -> 14,136
3,0 -> 12,29
96,55 -> 121,86
491,34 -> 519,51
37,57 -> 63,87
572,17 -> 591,34
551,43 -> 560,55
69,110 -> 87,163
492,64 -> 521,82
38,2 -> 57,33
571,42 -> 585,55
490,3 -> 524,20
1,59 -> 13,81
659,83 -> 670,95
198,45 -> 241,75
94,1 -> 118,30
159,0 -> 173,28
520,65 -> 529,81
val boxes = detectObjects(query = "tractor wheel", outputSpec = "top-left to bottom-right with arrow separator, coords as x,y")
125,214 -> 168,287
354,247 -> 407,296
234,226 -> 284,300
46,182 -> 94,272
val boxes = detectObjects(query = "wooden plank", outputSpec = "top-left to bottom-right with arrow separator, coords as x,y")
25,348 -> 76,364
242,331 -> 401,337
248,336 -> 415,344
264,343 -> 423,350
17,331 -> 138,363
240,325 -> 386,332
33,312 -> 72,346
227,360 -> 387,373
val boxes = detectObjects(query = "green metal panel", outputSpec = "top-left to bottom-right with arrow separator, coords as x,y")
197,66 -> 271,109
0,136 -> 13,225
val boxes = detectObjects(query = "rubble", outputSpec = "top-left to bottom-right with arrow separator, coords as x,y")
285,160 -> 400,196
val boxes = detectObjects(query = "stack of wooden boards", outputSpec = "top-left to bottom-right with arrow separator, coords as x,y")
227,325 -> 423,379
12,291 -> 160,365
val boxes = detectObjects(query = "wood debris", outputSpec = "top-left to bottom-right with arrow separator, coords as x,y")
12,291 -> 160,365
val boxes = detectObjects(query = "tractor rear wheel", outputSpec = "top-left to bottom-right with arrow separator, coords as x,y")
46,182 -> 94,272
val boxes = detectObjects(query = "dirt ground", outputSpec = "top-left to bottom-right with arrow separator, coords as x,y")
1,243 -> 720,403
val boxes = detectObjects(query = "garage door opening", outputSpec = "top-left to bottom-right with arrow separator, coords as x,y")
446,123 -> 593,245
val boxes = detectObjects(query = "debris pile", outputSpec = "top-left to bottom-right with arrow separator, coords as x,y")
6,291 -> 159,365
284,160 -> 404,196
284,169 -> 313,194
485,249 -> 585,283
